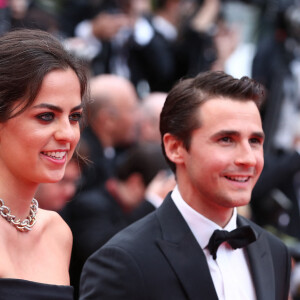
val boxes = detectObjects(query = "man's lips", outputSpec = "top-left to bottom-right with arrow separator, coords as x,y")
224,175 -> 251,182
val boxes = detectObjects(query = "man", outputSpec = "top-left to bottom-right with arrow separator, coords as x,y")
79,71 -> 291,300
78,74 -> 139,190
35,156 -> 81,212
137,92 -> 167,144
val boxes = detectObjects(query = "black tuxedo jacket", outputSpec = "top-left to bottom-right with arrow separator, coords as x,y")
79,194 -> 291,300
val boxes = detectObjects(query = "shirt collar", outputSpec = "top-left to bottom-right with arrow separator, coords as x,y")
171,185 -> 237,249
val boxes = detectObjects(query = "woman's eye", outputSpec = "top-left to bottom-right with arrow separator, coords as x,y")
37,112 -> 54,122
69,112 -> 82,122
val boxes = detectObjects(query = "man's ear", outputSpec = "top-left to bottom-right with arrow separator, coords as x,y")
163,133 -> 185,165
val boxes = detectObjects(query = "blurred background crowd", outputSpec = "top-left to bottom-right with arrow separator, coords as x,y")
2,0 -> 300,298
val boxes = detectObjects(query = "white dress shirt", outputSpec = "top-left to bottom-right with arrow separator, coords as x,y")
171,186 -> 257,300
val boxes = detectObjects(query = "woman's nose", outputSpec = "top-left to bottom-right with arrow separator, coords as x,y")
54,120 -> 77,143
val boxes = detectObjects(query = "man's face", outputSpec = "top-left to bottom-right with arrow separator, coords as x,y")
36,160 -> 81,211
172,98 -> 264,223
112,95 -> 138,146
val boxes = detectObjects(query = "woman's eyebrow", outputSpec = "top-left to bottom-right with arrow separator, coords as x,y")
32,103 -> 83,112
71,104 -> 83,112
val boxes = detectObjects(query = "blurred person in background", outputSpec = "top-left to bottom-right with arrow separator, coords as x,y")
128,0 -> 222,95
133,91 -> 176,220
61,143 -> 174,299
60,0 -> 131,38
137,92 -> 167,144
250,0 -> 300,253
63,0 -> 226,97
35,156 -> 82,212
250,2 -> 300,299
77,74 -> 139,191
62,0 -> 152,80
252,0 -> 300,153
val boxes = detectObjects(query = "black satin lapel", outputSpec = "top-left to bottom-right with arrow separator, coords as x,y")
247,235 -> 275,300
155,196 -> 218,300
237,217 -> 275,300
157,235 -> 219,300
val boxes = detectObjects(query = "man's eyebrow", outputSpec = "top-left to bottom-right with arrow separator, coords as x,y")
211,130 -> 240,138
211,130 -> 265,140
32,103 -> 83,112
251,131 -> 265,140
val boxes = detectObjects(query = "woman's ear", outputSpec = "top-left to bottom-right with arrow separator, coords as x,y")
163,133 -> 185,165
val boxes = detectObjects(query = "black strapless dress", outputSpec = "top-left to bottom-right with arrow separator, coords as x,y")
0,278 -> 73,299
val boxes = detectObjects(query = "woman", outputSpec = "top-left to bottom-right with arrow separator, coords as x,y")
0,29 -> 88,299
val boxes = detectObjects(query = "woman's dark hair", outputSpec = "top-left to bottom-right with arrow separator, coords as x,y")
160,70 -> 266,173
0,28 -> 89,122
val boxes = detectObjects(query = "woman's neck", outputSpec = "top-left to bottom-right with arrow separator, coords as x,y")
0,178 -> 38,220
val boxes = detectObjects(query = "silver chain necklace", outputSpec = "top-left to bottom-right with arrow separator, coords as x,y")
0,198 -> 38,232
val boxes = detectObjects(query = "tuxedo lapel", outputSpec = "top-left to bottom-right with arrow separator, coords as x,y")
155,195 -> 218,300
238,216 -> 275,300
155,196 -> 275,300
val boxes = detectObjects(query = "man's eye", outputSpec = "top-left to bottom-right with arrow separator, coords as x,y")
69,112 -> 82,122
220,137 -> 232,143
250,138 -> 262,145
37,112 -> 54,122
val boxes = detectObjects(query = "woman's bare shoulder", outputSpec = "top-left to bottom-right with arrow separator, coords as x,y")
38,209 -> 73,246
0,209 -> 72,284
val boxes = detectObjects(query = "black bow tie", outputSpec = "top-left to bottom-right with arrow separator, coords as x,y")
207,225 -> 257,260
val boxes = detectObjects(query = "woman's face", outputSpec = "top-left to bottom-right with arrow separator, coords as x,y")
0,68 -> 83,186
